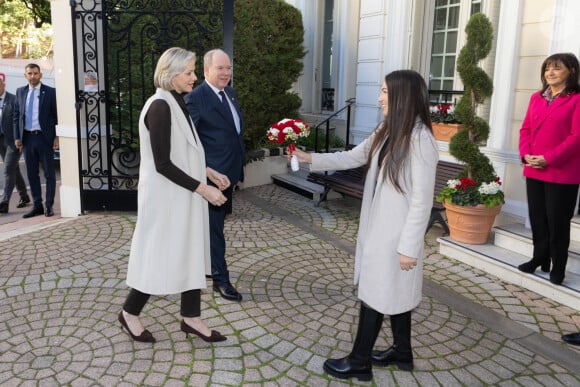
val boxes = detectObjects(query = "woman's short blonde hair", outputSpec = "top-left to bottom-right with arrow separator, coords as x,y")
154,47 -> 196,90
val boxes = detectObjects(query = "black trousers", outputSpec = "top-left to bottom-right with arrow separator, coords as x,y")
208,185 -> 233,284
526,178 -> 579,273
123,288 -> 201,318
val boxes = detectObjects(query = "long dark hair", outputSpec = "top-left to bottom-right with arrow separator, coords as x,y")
540,53 -> 580,94
366,70 -> 432,193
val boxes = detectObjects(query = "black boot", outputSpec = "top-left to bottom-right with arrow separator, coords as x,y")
518,258 -> 550,273
541,260 -> 551,273
550,255 -> 568,285
323,303 -> 383,382
372,311 -> 414,371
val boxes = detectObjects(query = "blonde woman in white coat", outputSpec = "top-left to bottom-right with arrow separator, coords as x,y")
120,47 -> 231,344
291,70 -> 438,381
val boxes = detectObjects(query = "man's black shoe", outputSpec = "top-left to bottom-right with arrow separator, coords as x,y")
17,195 -> 31,208
562,332 -> 580,346
23,207 -> 44,218
0,202 -> 8,213
45,207 -> 54,217
213,282 -> 242,301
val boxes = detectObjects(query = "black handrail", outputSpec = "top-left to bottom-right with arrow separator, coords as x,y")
429,89 -> 464,105
313,97 -> 356,153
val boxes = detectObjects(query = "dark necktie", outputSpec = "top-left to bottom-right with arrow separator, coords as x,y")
219,90 -> 234,120
0,97 -> 3,134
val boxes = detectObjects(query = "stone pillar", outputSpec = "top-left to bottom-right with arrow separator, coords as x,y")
51,0 -> 81,217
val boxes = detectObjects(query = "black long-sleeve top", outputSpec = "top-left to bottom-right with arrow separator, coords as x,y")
144,91 -> 201,192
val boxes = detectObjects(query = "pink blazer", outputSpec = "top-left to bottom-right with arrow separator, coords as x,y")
519,91 -> 580,184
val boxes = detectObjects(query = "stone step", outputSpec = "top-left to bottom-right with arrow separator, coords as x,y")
439,235 -> 580,311
494,221 -> 580,275
572,215 -> 580,242
271,170 -> 326,201
272,164 -> 344,203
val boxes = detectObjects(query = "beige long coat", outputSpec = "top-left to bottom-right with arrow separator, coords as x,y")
126,89 -> 211,295
311,123 -> 438,315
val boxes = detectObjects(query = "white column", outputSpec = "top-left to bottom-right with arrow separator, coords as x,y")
383,0 -> 412,71
488,0 -> 523,151
551,0 -> 580,55
350,0 -> 412,144
285,0 -> 320,113
484,0 -> 528,221
334,0 -> 360,112
51,0 -> 81,217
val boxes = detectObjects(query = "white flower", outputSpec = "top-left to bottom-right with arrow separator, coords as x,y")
447,179 -> 460,188
266,118 -> 310,144
478,181 -> 501,195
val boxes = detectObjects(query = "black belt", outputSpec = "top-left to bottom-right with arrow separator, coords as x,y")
25,130 -> 42,135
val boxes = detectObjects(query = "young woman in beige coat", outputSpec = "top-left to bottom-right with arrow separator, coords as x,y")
291,70 -> 438,381
120,47 -> 231,344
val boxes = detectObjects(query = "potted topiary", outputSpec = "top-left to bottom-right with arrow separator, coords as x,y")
435,13 -> 504,244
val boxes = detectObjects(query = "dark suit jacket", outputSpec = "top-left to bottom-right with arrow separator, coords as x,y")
14,83 -> 58,145
1,91 -> 19,150
186,81 -> 245,184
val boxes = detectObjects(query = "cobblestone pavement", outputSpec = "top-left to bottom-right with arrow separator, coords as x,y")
1,184 -> 579,386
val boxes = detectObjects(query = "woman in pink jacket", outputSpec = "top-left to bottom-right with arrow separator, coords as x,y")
518,52 -> 580,285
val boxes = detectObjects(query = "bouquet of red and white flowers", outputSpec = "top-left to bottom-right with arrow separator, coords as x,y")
267,118 -> 310,171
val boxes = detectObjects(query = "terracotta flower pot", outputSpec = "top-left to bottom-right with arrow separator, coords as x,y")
432,122 -> 463,142
443,201 -> 502,244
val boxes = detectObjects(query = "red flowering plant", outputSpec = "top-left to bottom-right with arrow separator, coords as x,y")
430,103 -> 462,124
436,176 -> 504,208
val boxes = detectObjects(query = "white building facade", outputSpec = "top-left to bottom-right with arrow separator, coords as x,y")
285,0 -> 580,221
50,0 -> 580,221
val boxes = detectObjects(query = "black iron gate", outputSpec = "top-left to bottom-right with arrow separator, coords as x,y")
71,0 -> 232,211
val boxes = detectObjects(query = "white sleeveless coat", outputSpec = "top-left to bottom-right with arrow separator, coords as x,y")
126,89 -> 210,295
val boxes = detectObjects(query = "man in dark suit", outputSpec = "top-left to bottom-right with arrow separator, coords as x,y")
0,74 -> 30,213
186,49 -> 245,301
14,63 -> 58,218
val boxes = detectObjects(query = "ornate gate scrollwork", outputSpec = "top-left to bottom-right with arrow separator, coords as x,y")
71,0 -> 227,211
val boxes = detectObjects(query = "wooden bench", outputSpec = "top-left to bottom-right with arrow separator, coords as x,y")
307,166 -> 365,205
428,160 -> 465,233
307,160 -> 464,234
